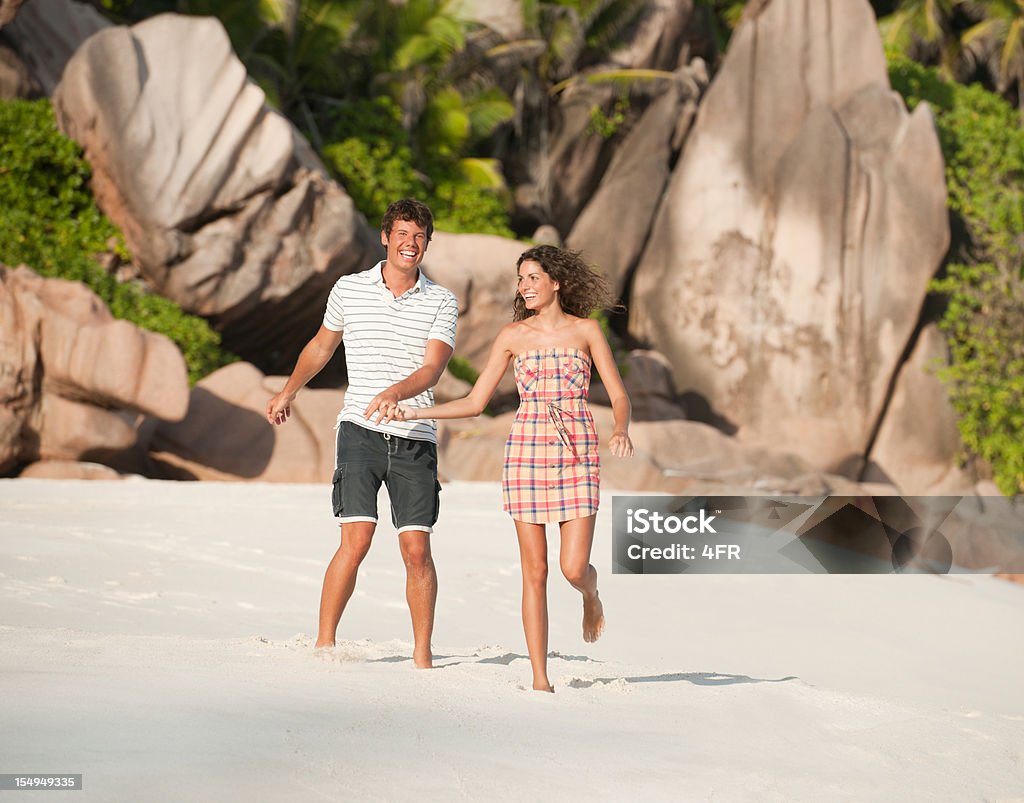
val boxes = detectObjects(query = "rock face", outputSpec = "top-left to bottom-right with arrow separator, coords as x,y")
542,85 -> 625,236
864,324 -> 973,494
461,0 -> 695,72
566,65 -> 706,295
607,0 -> 697,71
52,13 -> 382,380
1,0 -> 110,93
630,0 -> 949,474
150,361 -> 345,483
0,264 -> 188,476
459,0 -> 523,40
19,459 -> 123,479
438,406 -> 870,496
0,42 -> 39,98
520,3 -> 701,237
0,0 -> 27,29
137,354 -> 892,495
615,349 -> 687,421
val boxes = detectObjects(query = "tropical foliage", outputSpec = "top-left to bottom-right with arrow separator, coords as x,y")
321,95 -> 514,236
960,0 -> 1024,98
16,0 -> 1022,485
97,0 -> 516,233
689,1 -> 1023,491
879,0 -> 1024,106
483,0 -> 662,217
694,0 -> 747,55
696,0 -> 1024,107
0,99 -> 236,384
889,54 -> 1024,494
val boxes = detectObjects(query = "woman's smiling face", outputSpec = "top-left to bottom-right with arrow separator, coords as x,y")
517,260 -> 559,311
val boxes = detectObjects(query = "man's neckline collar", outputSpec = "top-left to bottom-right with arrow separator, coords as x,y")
373,260 -> 426,297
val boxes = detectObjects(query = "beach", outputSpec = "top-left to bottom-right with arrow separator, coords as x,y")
2,478 -> 1023,801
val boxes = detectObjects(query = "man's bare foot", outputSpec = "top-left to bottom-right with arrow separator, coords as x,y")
314,640 -> 334,649
413,649 -> 433,669
583,590 -> 604,643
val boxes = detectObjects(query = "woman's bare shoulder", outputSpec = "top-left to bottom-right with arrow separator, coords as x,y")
500,321 -> 529,340
574,316 -> 602,336
496,321 -> 531,351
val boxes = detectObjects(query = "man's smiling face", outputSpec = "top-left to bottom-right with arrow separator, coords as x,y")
382,219 -> 429,271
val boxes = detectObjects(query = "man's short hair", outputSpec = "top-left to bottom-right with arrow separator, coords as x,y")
382,198 -> 434,242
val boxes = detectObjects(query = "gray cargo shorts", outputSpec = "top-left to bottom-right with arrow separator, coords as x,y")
332,421 -> 441,534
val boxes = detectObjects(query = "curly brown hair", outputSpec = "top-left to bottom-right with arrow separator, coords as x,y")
512,245 -> 619,321
382,198 -> 434,241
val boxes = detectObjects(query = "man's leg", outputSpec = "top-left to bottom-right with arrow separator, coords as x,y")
315,521 -> 376,648
320,421 -> 386,648
398,529 -> 436,668
385,434 -> 441,667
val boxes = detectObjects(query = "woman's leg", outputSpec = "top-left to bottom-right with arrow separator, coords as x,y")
514,520 -> 553,692
558,514 -> 604,642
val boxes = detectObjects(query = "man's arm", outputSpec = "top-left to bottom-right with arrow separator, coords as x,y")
363,339 -> 453,423
266,325 -> 344,425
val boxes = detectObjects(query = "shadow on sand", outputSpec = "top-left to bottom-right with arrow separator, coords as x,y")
566,671 -> 798,689
369,650 -> 596,666
377,650 -> 800,689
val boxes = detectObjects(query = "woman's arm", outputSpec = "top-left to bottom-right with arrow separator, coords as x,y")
386,325 -> 515,423
585,319 -> 634,458
363,339 -> 453,423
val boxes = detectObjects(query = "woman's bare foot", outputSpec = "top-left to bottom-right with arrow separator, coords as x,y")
583,590 -> 604,643
314,640 -> 334,649
533,680 -> 555,693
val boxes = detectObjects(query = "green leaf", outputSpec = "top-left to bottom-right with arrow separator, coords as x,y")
458,157 -> 507,190
0,99 -> 237,385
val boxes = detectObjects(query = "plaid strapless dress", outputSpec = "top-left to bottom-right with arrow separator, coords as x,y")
502,347 -> 600,523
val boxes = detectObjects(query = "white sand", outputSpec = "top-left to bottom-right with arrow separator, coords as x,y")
1,478 -> 1022,802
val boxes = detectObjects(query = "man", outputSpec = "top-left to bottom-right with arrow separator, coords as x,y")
266,198 -> 457,669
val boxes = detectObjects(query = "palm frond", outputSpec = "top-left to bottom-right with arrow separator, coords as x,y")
881,9 -> 917,52
549,67 -> 676,95
1000,16 -> 1024,87
582,0 -> 645,56
464,88 -> 515,139
484,39 -> 548,63
458,157 -> 508,190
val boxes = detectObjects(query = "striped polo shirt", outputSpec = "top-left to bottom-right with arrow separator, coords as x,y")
323,261 -> 458,443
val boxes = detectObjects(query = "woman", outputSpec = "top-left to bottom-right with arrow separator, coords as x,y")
388,245 -> 634,692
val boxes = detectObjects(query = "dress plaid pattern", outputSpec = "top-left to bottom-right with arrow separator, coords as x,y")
502,347 -> 600,523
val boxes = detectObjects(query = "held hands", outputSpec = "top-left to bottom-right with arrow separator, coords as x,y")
364,390 -> 401,424
365,391 -> 423,425
609,431 -> 634,458
362,391 -> 421,425
377,404 -> 416,424
370,402 -> 416,425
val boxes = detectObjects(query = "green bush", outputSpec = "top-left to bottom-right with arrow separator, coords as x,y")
930,263 -> 1024,494
0,99 -> 236,385
322,96 -> 514,237
446,355 -> 480,385
322,98 -> 429,225
428,174 -> 514,237
889,54 -> 1024,494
